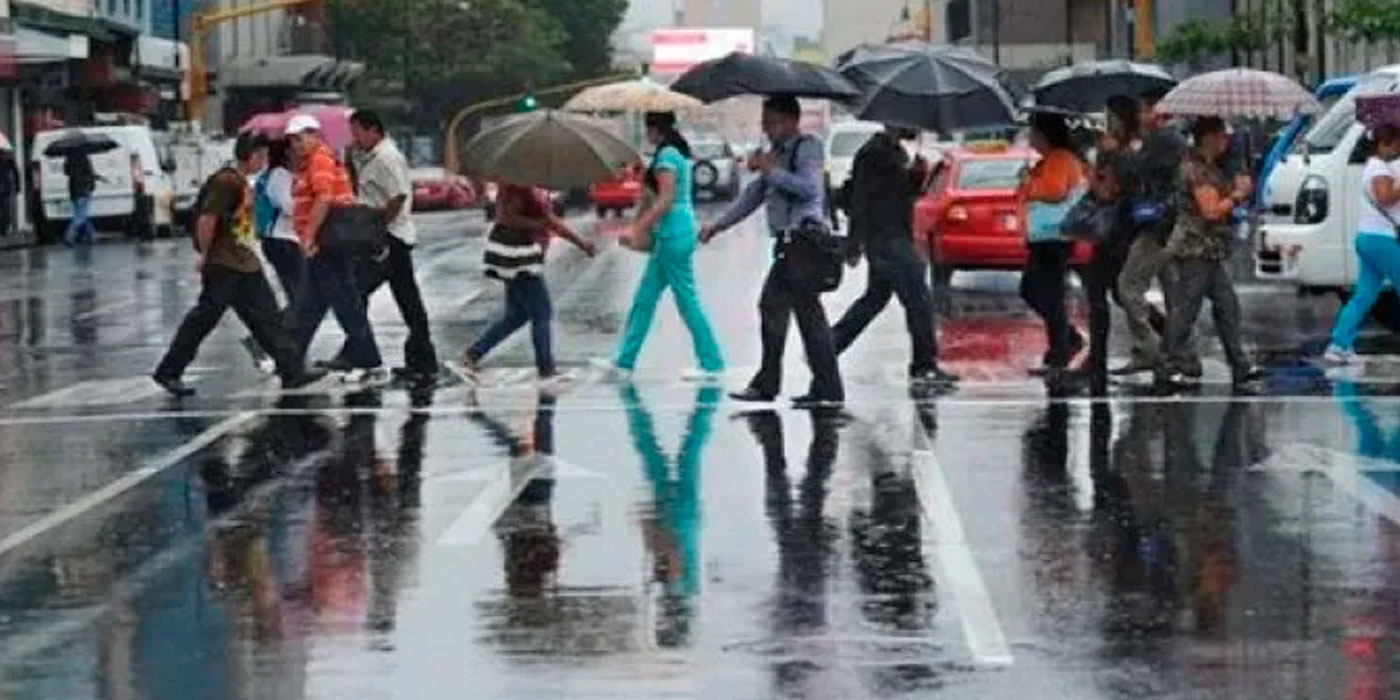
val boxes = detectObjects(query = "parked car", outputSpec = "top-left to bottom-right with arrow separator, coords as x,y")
1257,65 -> 1400,329
589,162 -> 644,217
915,143 -> 1091,285
33,125 -> 176,242
410,167 -> 476,211
689,137 -> 740,201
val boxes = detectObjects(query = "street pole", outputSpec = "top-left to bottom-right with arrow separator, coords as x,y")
924,0 -> 932,41
992,0 -> 1001,64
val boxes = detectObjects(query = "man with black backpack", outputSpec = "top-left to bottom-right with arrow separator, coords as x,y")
152,134 -> 325,397
700,94 -> 843,409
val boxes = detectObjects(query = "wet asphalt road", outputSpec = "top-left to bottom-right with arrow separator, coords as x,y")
3,209 -> 1400,699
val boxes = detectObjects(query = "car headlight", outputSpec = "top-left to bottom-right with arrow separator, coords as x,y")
1295,174 -> 1328,225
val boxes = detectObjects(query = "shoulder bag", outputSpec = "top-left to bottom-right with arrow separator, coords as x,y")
778,135 -> 845,294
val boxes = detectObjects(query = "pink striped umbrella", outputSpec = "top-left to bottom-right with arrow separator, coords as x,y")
1155,68 -> 1320,120
238,105 -> 354,152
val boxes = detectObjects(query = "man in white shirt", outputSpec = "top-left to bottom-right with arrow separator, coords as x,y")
347,109 -> 440,384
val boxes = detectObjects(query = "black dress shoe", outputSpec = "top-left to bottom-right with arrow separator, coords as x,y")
729,388 -> 775,403
315,357 -> 354,372
153,375 -> 195,397
912,367 -> 960,385
281,368 -> 328,390
791,394 -> 844,409
1233,366 -> 1268,386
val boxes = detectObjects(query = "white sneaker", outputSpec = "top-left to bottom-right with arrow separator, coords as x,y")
588,357 -> 632,382
681,368 -> 725,383
1322,345 -> 1356,366
256,357 -> 277,375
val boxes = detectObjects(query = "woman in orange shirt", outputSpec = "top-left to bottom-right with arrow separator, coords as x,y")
1019,112 -> 1086,377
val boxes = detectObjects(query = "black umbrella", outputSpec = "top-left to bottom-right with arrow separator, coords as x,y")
835,42 -> 1019,133
671,52 -> 860,103
1031,60 -> 1176,113
43,131 -> 120,157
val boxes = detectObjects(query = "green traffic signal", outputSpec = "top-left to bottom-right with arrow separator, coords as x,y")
517,94 -> 537,112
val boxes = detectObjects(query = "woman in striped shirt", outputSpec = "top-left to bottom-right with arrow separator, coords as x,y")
462,184 -> 596,382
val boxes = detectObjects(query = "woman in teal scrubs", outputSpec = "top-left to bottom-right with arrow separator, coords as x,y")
612,111 -> 724,377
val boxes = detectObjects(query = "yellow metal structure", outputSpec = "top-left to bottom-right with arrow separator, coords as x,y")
187,0 -> 320,123
1134,0 -> 1156,58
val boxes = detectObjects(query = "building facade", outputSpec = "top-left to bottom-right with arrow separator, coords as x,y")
822,0 -> 947,60
679,0 -> 760,30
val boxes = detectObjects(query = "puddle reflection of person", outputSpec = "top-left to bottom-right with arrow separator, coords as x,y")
477,392 -> 560,599
737,407 -> 844,695
621,383 -> 720,647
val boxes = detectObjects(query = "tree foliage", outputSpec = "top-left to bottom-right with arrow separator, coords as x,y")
329,0 -> 624,125
1327,0 -> 1400,45
529,0 -> 629,80
1157,13 -> 1287,67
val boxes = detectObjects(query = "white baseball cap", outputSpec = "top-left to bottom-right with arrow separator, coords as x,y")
285,114 -> 322,136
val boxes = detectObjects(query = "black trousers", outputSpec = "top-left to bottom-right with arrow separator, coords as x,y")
832,248 -> 938,374
750,248 -> 843,401
155,266 -> 301,380
1081,242 -> 1125,394
1020,241 -> 1074,368
349,236 -> 439,373
290,250 -> 383,369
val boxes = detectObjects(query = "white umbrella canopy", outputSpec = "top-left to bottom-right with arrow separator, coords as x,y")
461,110 -> 640,190
1155,68 -> 1320,119
563,78 -> 703,113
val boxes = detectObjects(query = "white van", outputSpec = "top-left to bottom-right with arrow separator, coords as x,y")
32,125 -> 176,240
1257,66 -> 1400,328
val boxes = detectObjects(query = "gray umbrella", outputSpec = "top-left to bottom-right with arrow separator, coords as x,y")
835,42 -> 1019,133
1032,60 -> 1177,113
460,110 -> 639,190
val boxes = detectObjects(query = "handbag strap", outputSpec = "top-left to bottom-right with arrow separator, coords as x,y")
1364,185 -> 1400,235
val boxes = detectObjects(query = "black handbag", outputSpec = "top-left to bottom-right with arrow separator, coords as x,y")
777,135 -> 844,294
1060,195 -> 1116,242
320,204 -> 389,255
781,219 -> 845,293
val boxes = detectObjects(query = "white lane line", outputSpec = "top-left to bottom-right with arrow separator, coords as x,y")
910,426 -> 1014,667
436,457 -> 543,547
0,411 -> 256,559
9,376 -> 174,409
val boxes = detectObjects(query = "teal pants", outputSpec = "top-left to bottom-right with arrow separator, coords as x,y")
616,233 -> 724,372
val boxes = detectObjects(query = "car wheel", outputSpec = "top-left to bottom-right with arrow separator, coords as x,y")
484,203 -> 496,221
596,205 -> 606,219
1371,289 -> 1400,333
157,224 -> 174,239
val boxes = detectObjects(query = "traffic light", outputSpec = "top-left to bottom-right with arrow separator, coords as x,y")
516,94 -> 537,112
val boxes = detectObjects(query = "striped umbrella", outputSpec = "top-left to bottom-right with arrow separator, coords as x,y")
1155,68 -> 1320,120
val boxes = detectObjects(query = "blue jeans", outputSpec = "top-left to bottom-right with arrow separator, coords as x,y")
470,274 -> 554,374
1331,232 -> 1400,351
615,233 -> 723,372
64,196 -> 95,245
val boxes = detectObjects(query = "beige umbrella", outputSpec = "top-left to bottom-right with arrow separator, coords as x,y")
563,78 -> 703,113
461,110 -> 640,190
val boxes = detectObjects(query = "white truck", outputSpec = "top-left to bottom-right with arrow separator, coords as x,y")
1257,65 -> 1400,330
160,123 -> 234,232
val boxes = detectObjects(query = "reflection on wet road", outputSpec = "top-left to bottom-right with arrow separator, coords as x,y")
6,210 -> 1400,697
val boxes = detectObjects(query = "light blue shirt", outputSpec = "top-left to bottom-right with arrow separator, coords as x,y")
653,145 -> 696,239
712,134 -> 826,235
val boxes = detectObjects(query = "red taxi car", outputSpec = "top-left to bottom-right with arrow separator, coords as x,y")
915,144 -> 1092,284
589,162 -> 644,218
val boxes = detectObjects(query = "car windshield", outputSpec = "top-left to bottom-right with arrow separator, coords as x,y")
956,158 -> 1025,189
1302,73 -> 1399,154
830,130 -> 876,158
692,141 -> 727,160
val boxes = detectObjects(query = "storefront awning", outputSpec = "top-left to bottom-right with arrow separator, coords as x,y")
219,55 -> 364,90
14,27 -> 85,64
